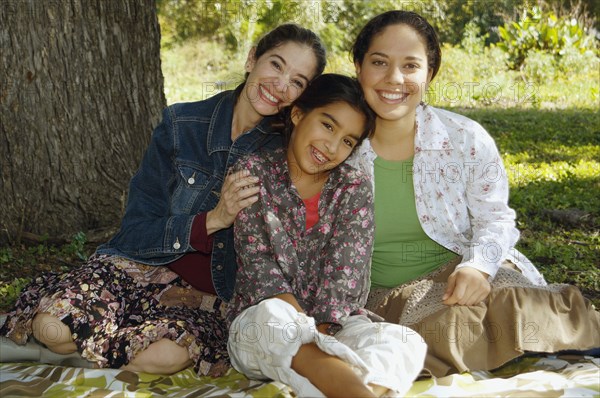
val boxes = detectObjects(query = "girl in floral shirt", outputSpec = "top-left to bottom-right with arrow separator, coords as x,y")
227,74 -> 427,397
349,10 -> 599,377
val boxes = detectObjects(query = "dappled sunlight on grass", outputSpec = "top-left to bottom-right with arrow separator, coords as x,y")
510,174 -> 600,213
505,159 -> 600,186
503,144 -> 599,164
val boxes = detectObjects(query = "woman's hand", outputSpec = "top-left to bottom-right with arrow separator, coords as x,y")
442,267 -> 491,306
206,170 -> 260,235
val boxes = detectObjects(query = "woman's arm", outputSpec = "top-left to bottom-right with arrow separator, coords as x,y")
103,104 -> 263,260
445,120 -> 518,304
207,170 -> 261,235
105,106 -> 196,258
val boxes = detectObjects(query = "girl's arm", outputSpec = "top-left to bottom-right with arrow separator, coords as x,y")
311,173 -> 375,326
232,157 -> 298,312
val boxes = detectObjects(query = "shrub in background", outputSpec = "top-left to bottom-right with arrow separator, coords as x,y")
497,6 -> 597,70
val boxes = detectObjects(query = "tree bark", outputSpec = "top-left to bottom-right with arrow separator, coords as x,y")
0,0 -> 165,243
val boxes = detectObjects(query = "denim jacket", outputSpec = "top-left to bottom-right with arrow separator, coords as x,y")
96,89 -> 283,300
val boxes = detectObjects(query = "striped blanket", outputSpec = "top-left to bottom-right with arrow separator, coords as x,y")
1,354 -> 598,397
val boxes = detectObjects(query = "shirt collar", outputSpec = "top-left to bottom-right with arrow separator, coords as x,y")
352,103 -> 454,163
207,89 -> 279,154
267,148 -> 348,194
414,103 -> 454,151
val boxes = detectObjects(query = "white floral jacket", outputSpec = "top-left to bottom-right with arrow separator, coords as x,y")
348,103 -> 546,285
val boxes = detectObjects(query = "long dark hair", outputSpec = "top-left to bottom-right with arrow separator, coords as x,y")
282,73 -> 375,148
352,10 -> 442,82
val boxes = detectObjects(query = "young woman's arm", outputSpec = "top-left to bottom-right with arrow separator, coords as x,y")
101,106 -> 196,258
443,116 -> 519,305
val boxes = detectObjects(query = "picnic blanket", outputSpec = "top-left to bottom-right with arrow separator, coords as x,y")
1,354 -> 598,397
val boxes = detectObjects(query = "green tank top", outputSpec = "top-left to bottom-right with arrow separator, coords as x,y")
372,156 -> 457,288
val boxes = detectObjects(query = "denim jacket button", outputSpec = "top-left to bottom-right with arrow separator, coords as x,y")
217,242 -> 224,249
216,264 -> 223,271
188,172 -> 196,185
173,238 -> 181,250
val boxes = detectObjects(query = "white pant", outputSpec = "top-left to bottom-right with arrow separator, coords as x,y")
228,298 -> 427,397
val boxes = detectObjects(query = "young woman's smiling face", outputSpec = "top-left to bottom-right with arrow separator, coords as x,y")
355,24 -> 432,123
287,101 -> 365,182
244,42 -> 318,117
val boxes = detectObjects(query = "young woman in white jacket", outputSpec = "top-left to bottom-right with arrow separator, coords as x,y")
348,10 -> 599,377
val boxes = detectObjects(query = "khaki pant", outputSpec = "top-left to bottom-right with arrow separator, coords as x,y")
367,259 -> 600,377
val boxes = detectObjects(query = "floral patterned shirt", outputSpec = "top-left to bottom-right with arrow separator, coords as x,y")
348,103 -> 546,285
228,148 -> 375,325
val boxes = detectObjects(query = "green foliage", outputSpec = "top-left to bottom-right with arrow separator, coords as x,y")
157,0 -> 347,52
460,21 -> 487,55
0,233 -> 93,311
161,1 -> 600,109
63,232 -> 88,261
419,0 -> 510,45
420,19 -> 599,109
157,0 -> 600,54
0,278 -> 30,310
161,39 -> 246,104
163,33 -> 599,109
497,6 -> 597,70
0,246 -> 30,308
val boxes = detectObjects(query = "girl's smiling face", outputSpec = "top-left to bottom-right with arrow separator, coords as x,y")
355,23 -> 432,123
287,101 -> 365,182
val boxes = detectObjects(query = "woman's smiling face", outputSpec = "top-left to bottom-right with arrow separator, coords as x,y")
243,42 -> 318,117
355,23 -> 432,123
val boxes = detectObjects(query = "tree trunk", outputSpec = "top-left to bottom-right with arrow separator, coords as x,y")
0,0 -> 165,243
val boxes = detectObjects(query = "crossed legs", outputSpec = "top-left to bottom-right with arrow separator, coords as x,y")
32,313 -> 191,374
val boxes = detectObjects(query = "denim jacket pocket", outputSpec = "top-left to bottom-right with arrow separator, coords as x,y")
172,163 -> 218,214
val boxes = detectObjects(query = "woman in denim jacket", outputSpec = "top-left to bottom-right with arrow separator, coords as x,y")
0,24 -> 326,376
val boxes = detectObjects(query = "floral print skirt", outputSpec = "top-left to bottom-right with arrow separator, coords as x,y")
0,254 -> 230,377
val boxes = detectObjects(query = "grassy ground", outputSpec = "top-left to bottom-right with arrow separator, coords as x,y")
1,40 -> 598,311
